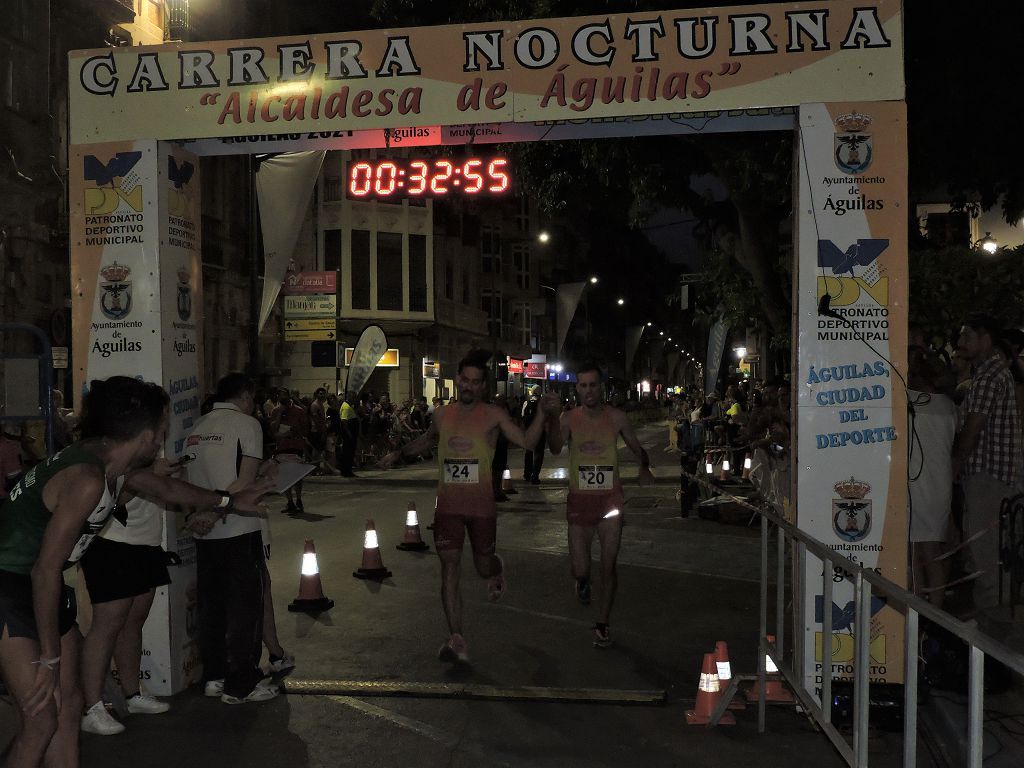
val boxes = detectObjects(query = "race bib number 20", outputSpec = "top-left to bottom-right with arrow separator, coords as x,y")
444,459 -> 480,484
578,465 -> 614,490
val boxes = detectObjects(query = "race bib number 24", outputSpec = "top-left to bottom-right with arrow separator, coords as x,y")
444,459 -> 480,484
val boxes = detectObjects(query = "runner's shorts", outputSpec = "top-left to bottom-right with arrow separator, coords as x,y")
0,569 -> 77,639
79,538 -> 171,604
566,489 -> 626,526
433,502 -> 497,556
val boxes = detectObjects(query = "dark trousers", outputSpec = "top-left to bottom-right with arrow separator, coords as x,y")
339,420 -> 358,474
524,432 -> 546,481
196,532 -> 265,698
492,434 -> 509,494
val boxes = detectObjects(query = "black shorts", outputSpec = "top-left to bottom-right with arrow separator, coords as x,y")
0,569 -> 78,640
79,538 -> 171,604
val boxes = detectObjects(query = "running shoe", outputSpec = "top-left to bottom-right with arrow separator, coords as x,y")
438,633 -> 470,663
593,624 -> 613,648
126,693 -> 170,714
265,652 -> 296,674
487,554 -> 506,602
81,701 -> 125,735
575,579 -> 592,606
203,679 -> 225,697
221,681 -> 280,705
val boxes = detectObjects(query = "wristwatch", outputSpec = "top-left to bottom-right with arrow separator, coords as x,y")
214,490 -> 234,511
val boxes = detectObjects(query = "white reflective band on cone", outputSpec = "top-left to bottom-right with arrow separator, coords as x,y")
705,462 -> 714,474
716,662 -> 732,680
722,459 -> 730,471
744,456 -> 752,469
766,652 -> 778,674
364,530 -> 379,549
406,510 -> 418,526
502,469 -> 511,480
699,673 -> 720,693
301,552 -> 319,576
603,509 -> 620,519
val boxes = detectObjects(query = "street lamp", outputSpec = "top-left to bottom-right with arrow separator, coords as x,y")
538,231 -> 550,243
589,276 -> 599,284
975,232 -> 998,254
617,298 -> 625,306
735,346 -> 747,358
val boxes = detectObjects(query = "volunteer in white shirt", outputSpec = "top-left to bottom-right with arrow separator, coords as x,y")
186,373 -> 278,705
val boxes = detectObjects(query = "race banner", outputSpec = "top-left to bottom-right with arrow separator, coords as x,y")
69,1 -> 903,144
555,282 -> 586,357
69,140 -> 205,695
795,101 -> 908,695
256,151 -> 327,332
345,324 -> 388,397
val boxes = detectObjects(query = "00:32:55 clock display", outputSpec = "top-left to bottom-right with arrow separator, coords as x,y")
347,157 -> 510,199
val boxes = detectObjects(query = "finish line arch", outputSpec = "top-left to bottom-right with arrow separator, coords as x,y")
67,0 -> 907,709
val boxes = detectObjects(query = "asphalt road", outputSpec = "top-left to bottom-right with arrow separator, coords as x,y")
4,423 -> 890,767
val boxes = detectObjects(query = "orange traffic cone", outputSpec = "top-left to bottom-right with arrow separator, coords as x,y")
397,502 -> 430,552
686,652 -> 735,725
501,468 -> 517,494
718,458 -> 732,481
288,539 -> 335,613
353,519 -> 393,580
745,635 -> 794,703
713,641 -> 746,711
742,453 -> 752,480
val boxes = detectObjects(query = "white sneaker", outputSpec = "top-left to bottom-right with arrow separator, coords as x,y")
81,701 -> 126,735
126,693 -> 170,714
203,679 -> 225,697
265,652 -> 296,674
221,681 -> 280,705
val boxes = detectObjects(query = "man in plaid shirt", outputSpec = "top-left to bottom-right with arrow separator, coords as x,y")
953,313 -> 1022,624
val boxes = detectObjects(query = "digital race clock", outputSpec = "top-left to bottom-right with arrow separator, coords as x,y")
347,157 -> 510,199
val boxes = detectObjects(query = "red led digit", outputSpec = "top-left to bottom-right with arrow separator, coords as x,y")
487,158 -> 510,192
407,161 -> 428,195
462,159 -> 483,193
430,160 -> 454,194
349,161 -> 373,197
374,162 -> 398,196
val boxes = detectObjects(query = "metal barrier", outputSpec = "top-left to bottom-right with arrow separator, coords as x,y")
686,471 -> 1024,768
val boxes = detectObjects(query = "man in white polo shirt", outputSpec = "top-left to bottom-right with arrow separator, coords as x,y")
186,372 -> 278,704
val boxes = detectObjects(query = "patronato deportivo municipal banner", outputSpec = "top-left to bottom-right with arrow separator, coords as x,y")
795,101 -> 908,694
70,140 -> 205,695
68,0 -> 902,143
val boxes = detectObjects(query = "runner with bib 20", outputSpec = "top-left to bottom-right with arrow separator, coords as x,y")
547,360 -> 653,648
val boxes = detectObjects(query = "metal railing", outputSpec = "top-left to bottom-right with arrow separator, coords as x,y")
686,471 -> 1024,768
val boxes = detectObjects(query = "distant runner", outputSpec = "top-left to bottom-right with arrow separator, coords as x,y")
548,361 -> 653,647
380,350 -> 557,662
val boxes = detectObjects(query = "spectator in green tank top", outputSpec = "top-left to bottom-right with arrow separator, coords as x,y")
0,376 -> 270,768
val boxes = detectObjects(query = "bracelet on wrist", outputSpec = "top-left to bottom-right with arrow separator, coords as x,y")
32,656 -> 61,670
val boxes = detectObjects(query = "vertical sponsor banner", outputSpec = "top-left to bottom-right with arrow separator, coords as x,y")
71,140 -> 162,399
140,143 -> 204,694
345,324 -> 388,397
256,151 -> 327,332
796,102 -> 908,696
705,318 -> 728,395
555,282 -> 586,356
70,141 -> 204,694
624,325 -> 644,378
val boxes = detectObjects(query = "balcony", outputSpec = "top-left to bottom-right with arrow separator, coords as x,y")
68,0 -> 136,25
